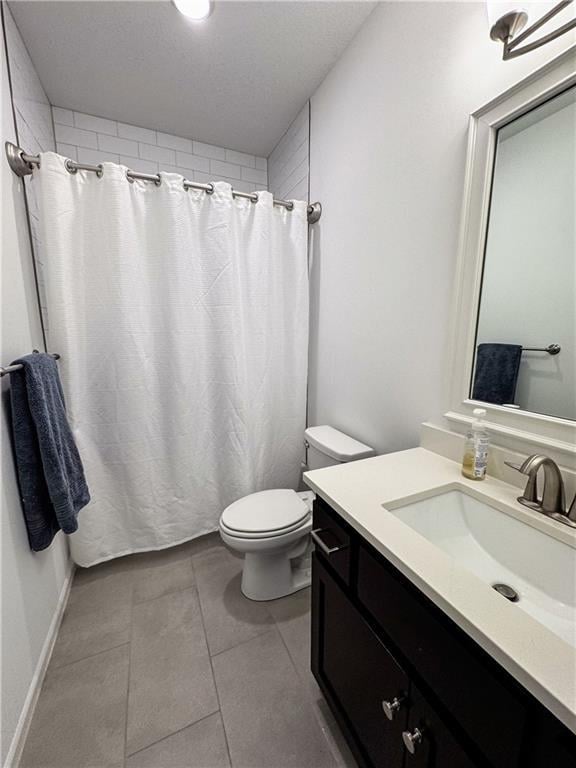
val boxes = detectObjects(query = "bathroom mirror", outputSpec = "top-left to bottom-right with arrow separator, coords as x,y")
470,84 -> 575,421
447,50 -> 576,457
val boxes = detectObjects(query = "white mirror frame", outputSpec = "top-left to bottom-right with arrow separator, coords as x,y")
446,47 -> 576,463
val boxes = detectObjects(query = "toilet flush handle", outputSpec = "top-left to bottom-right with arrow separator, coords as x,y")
311,529 -> 347,556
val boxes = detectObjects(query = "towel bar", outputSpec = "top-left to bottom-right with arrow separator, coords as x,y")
522,344 -> 561,355
0,351 -> 61,377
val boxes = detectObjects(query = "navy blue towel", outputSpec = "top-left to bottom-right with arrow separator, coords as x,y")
472,343 -> 522,406
9,353 -> 90,551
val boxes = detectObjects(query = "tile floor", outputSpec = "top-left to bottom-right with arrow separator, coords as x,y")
20,534 -> 356,768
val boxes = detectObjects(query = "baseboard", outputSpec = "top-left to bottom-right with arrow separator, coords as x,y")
4,559 -> 75,768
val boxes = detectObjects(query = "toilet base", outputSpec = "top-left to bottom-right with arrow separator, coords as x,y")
240,547 -> 311,601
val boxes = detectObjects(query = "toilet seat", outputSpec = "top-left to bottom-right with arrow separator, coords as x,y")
220,489 -> 311,539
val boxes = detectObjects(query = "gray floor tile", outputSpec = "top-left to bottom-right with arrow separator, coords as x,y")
312,698 -> 358,768
213,630 -> 337,768
69,561 -> 134,616
193,546 -> 274,656
266,588 -> 312,685
49,562 -> 133,667
127,588 -> 219,755
133,557 -> 195,604
22,539 -> 353,768
267,591 -> 357,767
182,531 -> 224,559
50,601 -> 131,669
20,645 -> 129,768
126,713 -> 230,768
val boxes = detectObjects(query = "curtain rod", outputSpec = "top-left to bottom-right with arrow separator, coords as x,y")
5,141 -> 322,224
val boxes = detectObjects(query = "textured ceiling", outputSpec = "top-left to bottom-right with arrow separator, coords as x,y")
9,0 -> 376,155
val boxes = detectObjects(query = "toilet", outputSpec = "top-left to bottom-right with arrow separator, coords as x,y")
219,426 -> 375,601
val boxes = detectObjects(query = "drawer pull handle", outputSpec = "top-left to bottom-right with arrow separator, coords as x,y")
382,695 -> 405,721
311,528 -> 347,556
402,727 -> 424,755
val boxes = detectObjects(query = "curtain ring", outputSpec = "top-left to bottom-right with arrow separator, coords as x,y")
154,174 -> 162,187
96,164 -> 104,179
251,193 -> 259,204
206,183 -> 214,195
65,159 -> 78,174
126,170 -> 134,183
286,201 -> 294,211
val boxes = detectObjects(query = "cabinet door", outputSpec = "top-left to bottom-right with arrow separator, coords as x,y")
312,553 -> 408,768
524,706 -> 576,768
401,685 -> 478,768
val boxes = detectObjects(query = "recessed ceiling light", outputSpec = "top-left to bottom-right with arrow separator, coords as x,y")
172,0 -> 212,22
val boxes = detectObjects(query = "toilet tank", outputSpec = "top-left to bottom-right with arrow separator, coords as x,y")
304,425 -> 375,470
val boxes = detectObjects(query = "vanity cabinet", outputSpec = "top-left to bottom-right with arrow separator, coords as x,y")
312,553 -> 408,767
310,497 -> 576,768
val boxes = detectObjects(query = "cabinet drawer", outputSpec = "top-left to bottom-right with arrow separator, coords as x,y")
312,498 -> 351,585
358,543 -> 526,768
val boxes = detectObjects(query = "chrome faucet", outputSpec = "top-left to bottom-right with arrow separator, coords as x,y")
506,455 -> 576,529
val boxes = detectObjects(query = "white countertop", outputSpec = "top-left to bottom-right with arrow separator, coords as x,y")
304,447 -> 576,734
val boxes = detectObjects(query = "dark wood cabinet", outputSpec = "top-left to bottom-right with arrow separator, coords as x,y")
312,554 -> 408,768
357,543 -> 525,768
311,496 -> 352,585
402,684 -> 477,768
310,497 -> 576,768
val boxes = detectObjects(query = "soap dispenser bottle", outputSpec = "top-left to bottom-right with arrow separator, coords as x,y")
461,408 -> 489,481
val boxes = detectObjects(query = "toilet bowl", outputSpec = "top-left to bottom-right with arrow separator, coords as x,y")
219,426 -> 375,601
220,489 -> 315,601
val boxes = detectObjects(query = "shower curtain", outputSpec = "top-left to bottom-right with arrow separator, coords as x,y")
33,152 -> 309,567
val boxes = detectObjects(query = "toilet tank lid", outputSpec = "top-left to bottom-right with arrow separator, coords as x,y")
305,426 -> 375,462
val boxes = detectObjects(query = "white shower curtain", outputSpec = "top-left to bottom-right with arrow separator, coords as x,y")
33,152 -> 309,567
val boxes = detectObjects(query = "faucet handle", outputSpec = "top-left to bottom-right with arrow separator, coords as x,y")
504,460 -> 522,473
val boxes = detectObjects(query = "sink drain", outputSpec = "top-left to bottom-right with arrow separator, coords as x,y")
492,583 -> 519,602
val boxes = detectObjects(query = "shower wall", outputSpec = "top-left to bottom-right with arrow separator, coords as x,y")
3,5 -> 55,333
268,103 -> 309,201
52,108 -> 268,192
3,9 -> 54,155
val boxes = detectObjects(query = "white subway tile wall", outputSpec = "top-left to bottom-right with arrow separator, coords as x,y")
4,7 -> 55,332
193,141 -> 225,160
176,151 -> 210,173
52,108 -> 268,192
267,104 -> 309,202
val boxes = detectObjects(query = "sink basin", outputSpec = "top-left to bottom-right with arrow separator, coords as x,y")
387,489 -> 576,648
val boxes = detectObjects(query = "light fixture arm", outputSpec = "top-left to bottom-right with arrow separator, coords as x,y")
492,0 -> 576,59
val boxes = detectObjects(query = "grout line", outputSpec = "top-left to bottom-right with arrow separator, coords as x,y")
124,708 -> 221,760
50,640 -> 131,672
191,556 -> 234,768
208,626 -> 276,660
123,588 -> 134,761
131,570 -> 196,606
272,601 -> 350,768
272,618 -> 307,687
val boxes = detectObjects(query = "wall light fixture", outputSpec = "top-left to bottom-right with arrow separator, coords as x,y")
488,0 -> 576,58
